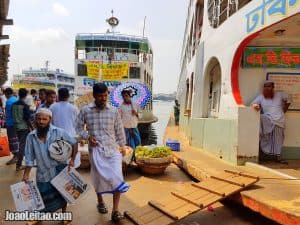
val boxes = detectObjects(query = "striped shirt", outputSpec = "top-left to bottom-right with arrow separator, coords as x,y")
24,125 -> 77,182
76,103 -> 126,157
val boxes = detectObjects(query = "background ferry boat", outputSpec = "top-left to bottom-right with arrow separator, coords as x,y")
74,15 -> 156,124
176,0 -> 300,165
11,65 -> 75,101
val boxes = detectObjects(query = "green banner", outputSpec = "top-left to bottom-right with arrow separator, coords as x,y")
243,47 -> 300,68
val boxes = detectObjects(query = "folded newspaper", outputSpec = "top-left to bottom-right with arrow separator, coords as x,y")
51,167 -> 89,204
10,181 -> 45,211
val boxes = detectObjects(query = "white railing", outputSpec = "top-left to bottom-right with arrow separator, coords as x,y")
208,0 -> 252,28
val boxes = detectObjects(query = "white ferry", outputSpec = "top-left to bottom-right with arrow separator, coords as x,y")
177,0 -> 300,164
74,15 -> 156,123
12,65 -> 75,100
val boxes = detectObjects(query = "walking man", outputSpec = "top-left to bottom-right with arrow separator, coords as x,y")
119,90 -> 141,151
22,108 -> 77,220
50,88 -> 80,168
12,88 -> 32,171
4,88 -> 19,165
252,80 -> 291,163
76,83 -> 129,222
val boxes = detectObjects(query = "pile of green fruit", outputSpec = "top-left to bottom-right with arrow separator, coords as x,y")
135,146 -> 172,158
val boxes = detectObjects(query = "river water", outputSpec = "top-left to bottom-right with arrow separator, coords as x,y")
139,100 -> 173,145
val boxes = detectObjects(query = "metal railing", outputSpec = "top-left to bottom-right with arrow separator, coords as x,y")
208,0 -> 252,28
76,33 -> 148,41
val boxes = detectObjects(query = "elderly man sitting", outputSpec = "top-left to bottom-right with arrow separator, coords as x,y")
252,80 -> 291,163
22,108 -> 78,224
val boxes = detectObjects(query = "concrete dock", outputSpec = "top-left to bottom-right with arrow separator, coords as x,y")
163,117 -> 300,225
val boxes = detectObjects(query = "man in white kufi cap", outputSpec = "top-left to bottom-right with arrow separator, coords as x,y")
22,107 -> 78,223
252,80 -> 291,163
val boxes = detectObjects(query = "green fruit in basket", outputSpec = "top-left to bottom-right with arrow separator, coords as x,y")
135,146 -> 172,158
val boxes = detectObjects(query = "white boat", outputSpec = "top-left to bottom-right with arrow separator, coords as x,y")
177,0 -> 300,164
12,64 -> 75,101
74,15 -> 157,124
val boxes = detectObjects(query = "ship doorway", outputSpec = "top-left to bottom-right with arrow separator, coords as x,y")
204,58 -> 221,118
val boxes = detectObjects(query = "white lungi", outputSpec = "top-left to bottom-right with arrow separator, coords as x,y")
90,146 -> 130,194
260,114 -> 284,156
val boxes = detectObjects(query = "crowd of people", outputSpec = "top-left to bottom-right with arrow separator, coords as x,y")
1,83 -> 142,223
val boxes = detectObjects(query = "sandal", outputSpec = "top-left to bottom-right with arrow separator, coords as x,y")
111,211 -> 123,223
97,203 -> 108,214
275,156 -> 288,164
61,220 -> 72,225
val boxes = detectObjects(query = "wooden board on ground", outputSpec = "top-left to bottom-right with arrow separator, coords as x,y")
124,170 -> 259,225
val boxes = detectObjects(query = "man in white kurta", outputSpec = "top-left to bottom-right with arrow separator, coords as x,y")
76,83 -> 128,222
119,90 -> 141,153
252,81 -> 291,163
50,88 -> 81,168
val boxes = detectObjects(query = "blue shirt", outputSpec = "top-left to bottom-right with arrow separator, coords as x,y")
24,125 -> 77,182
5,96 -> 18,127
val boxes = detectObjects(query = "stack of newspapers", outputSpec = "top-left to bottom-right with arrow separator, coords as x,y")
51,167 -> 89,204
11,168 -> 89,211
11,181 -> 45,211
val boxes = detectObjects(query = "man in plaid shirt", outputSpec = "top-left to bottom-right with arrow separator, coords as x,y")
76,83 -> 129,222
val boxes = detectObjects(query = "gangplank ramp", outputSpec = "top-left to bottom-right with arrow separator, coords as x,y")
123,170 -> 259,225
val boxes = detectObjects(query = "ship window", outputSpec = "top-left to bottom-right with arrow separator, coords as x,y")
77,64 -> 87,76
129,67 -> 140,79
131,42 -> 139,49
78,50 -> 86,60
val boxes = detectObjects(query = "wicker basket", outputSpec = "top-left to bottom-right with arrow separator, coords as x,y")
136,157 -> 172,175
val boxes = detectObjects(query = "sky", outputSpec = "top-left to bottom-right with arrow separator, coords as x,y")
3,0 -> 188,94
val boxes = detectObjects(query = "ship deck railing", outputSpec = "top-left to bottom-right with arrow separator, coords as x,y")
76,32 -> 148,41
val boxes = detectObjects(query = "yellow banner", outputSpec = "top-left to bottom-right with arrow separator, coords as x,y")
12,83 -> 56,90
101,63 -> 128,81
86,62 -> 100,79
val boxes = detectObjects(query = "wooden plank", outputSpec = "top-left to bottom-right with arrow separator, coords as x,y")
196,194 -> 222,208
155,195 -> 189,212
141,209 -> 167,224
148,200 -> 179,220
198,178 -> 229,188
171,202 -> 201,219
124,211 -> 146,225
184,185 -> 209,198
191,183 -> 226,197
224,169 -> 259,180
184,188 -> 211,203
128,205 -> 155,218
145,214 -> 174,225
121,219 -> 136,225
171,191 -> 203,208
210,175 -> 245,187
125,170 -> 259,225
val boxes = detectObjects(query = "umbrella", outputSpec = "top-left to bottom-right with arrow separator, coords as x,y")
110,82 -> 151,108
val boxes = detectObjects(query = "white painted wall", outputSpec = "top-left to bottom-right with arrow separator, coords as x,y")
192,42 -> 205,118
239,67 -> 300,147
238,106 -> 260,157
239,68 -> 300,105
178,0 -> 300,150
285,113 -> 300,146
